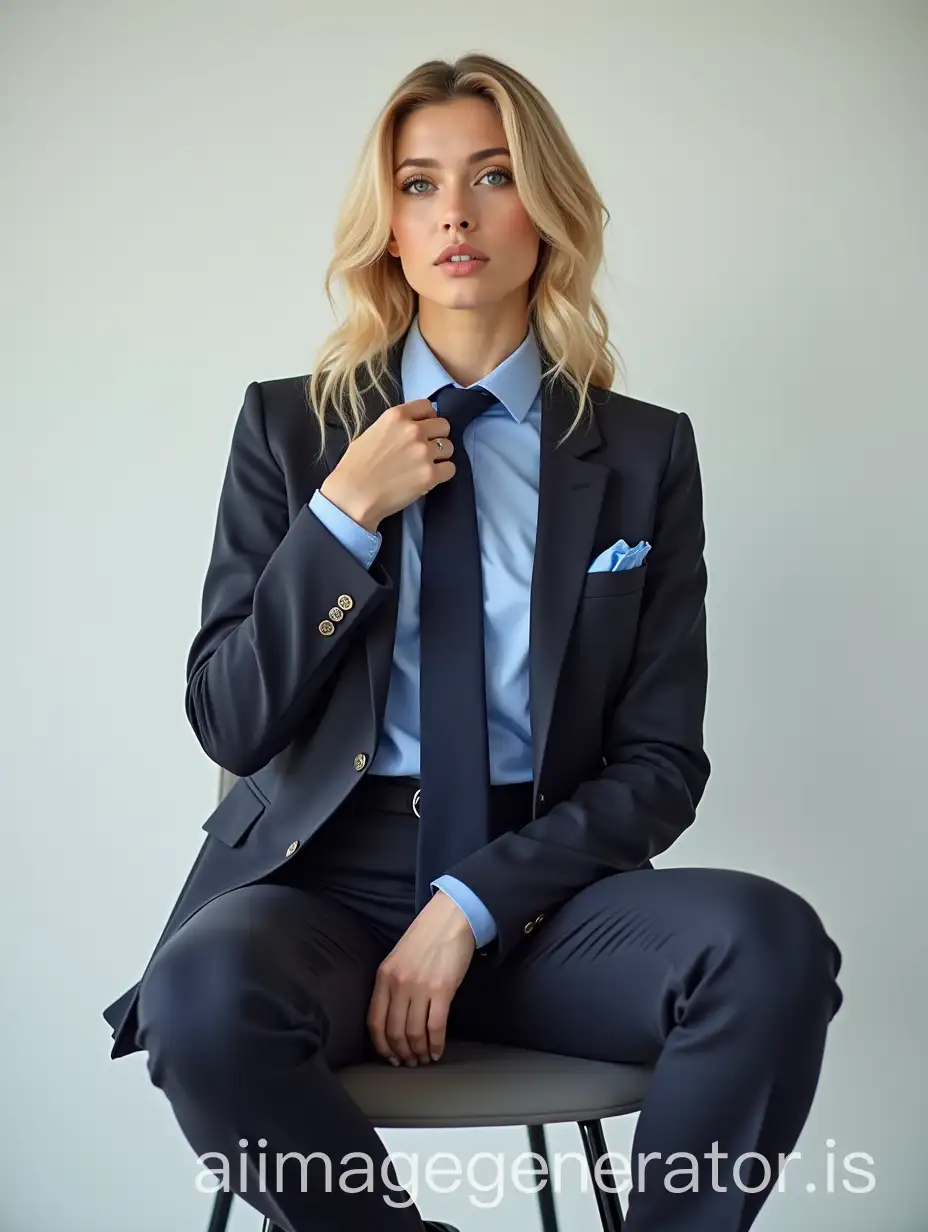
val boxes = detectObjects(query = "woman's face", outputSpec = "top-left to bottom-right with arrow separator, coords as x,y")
387,97 -> 541,313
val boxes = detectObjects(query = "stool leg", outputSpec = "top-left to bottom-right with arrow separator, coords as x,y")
577,1120 -> 624,1231
526,1123 -> 560,1232
205,1189 -> 232,1232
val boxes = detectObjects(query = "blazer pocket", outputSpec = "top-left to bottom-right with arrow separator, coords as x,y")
201,776 -> 266,847
582,563 -> 648,598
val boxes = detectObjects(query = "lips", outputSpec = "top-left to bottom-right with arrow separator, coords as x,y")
435,243 -> 489,264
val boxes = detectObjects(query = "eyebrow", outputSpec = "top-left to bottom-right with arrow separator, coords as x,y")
394,146 -> 511,174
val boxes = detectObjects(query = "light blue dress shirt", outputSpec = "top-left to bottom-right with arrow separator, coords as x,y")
307,315 -> 544,947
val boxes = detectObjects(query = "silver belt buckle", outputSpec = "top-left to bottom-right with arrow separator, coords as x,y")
411,788 -> 421,818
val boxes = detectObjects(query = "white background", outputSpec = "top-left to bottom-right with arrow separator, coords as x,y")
3,1 -> 925,1228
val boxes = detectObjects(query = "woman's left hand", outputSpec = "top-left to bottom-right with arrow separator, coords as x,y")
366,890 -> 476,1066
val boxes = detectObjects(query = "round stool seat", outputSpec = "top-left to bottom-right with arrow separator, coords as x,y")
335,1038 -> 652,1129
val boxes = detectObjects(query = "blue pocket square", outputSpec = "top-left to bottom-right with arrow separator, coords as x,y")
588,538 -> 651,573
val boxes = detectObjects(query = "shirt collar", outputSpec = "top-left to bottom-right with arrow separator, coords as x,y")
400,313 -> 542,423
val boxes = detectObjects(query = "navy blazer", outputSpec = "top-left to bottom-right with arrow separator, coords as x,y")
102,329 -> 711,1060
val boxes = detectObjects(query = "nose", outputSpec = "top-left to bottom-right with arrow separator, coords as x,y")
440,182 -> 474,232
442,211 -> 472,231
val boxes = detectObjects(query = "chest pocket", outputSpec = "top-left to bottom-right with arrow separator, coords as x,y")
580,562 -> 647,599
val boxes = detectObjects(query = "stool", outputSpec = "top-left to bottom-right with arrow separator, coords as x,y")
206,1038 -> 650,1232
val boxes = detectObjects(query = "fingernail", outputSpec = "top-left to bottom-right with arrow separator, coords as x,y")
430,1052 -> 441,1062
405,1058 -> 418,1067
388,1056 -> 400,1066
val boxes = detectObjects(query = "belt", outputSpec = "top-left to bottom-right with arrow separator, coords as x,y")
350,774 -> 535,825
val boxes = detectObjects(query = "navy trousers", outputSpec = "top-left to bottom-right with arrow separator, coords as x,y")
135,788 -> 843,1232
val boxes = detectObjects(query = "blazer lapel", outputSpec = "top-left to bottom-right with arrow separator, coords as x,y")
319,331 -> 609,792
529,375 -> 608,788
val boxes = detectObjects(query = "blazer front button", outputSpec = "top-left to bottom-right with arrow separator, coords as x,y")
286,840 -> 300,858
318,619 -> 335,636
337,594 -> 354,611
523,921 -> 535,934
328,606 -> 344,622
354,753 -> 368,772
534,914 -> 544,924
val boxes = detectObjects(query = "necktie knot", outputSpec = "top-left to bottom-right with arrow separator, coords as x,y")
433,383 -> 495,434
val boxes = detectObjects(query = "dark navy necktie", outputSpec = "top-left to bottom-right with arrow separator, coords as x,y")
415,382 -> 497,911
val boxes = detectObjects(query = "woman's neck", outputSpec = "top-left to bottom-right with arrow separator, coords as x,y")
416,300 -> 530,387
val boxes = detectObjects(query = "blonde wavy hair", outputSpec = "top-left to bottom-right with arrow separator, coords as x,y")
307,52 -> 622,458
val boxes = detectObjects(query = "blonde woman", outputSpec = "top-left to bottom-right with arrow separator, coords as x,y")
104,53 -> 843,1232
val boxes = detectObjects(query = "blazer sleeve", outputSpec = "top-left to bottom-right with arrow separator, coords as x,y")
184,381 -> 392,776
444,410 -> 712,964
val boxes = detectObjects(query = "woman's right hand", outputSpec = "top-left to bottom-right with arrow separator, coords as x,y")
319,398 -> 455,532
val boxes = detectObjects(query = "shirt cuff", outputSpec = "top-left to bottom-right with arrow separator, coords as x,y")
430,875 -> 498,948
308,488 -> 382,568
